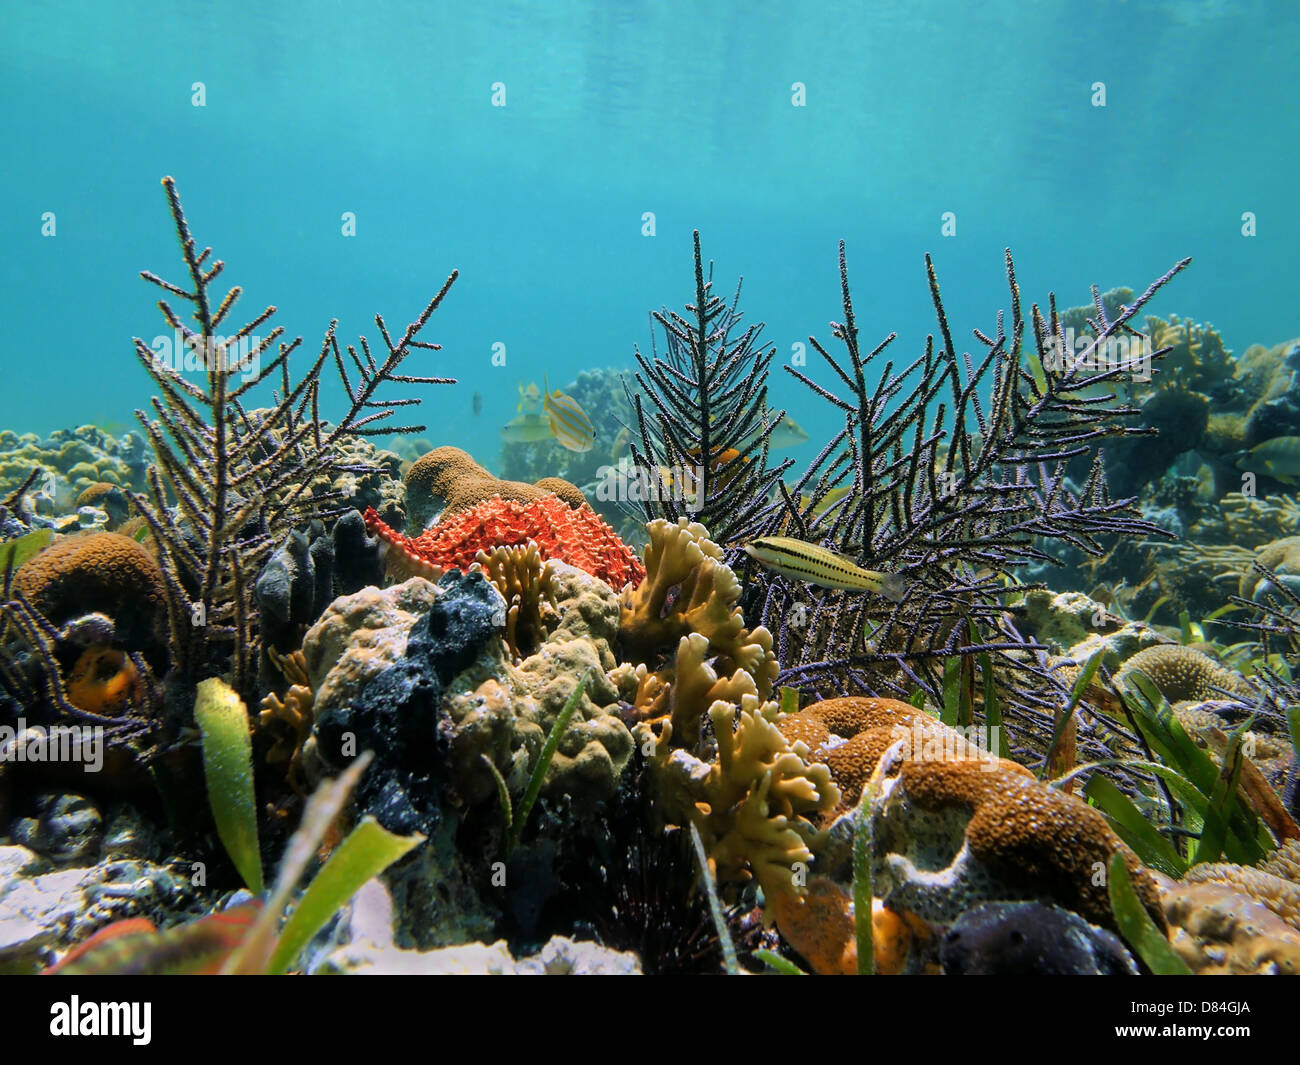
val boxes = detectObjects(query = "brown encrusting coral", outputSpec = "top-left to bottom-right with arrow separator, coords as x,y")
873,757 -> 1164,933
618,519 -> 777,730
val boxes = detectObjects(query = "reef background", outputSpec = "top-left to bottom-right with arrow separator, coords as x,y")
3,0 -> 1298,464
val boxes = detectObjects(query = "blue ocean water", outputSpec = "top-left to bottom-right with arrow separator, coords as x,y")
2,0 -> 1297,472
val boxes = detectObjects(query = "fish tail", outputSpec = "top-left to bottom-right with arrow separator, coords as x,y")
878,574 -> 908,603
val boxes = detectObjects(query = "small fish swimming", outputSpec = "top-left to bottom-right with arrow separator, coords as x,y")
472,391 -> 483,416
1231,436 -> 1300,485
789,484 -> 853,519
766,414 -> 811,449
544,375 -> 595,452
500,411 -> 555,443
610,426 -> 631,461
742,535 -> 906,601
518,381 -> 543,415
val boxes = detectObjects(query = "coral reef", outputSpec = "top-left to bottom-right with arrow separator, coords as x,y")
775,695 -> 982,821
645,697 -> 838,901
768,878 -> 934,975
122,177 -> 458,702
623,238 -> 1189,764
440,562 -> 632,812
618,518 -> 777,740
623,237 -> 790,547
471,543 -> 558,660
1157,871 -> 1300,975
309,571 -> 501,835
0,426 -> 148,522
364,494 -> 643,591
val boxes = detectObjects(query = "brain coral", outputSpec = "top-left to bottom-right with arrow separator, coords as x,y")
404,446 -> 586,532
14,532 -> 169,668
364,496 -> 643,591
1115,643 -> 1252,703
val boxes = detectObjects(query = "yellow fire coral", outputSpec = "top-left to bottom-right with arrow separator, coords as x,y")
471,543 -> 558,660
643,694 -> 839,903
258,646 -> 316,789
619,519 -> 777,742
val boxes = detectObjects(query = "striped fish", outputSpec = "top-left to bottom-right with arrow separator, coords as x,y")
543,375 -> 595,452
743,536 -> 906,601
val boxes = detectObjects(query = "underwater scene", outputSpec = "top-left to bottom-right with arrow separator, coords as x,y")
3,0 -> 1300,990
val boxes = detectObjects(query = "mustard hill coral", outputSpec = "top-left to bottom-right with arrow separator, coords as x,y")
439,562 -> 632,813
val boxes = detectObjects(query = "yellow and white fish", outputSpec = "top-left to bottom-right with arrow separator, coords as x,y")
543,375 -> 595,452
792,484 -> 853,520
742,536 -> 906,601
1232,436 -> 1300,485
518,381 -> 543,415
